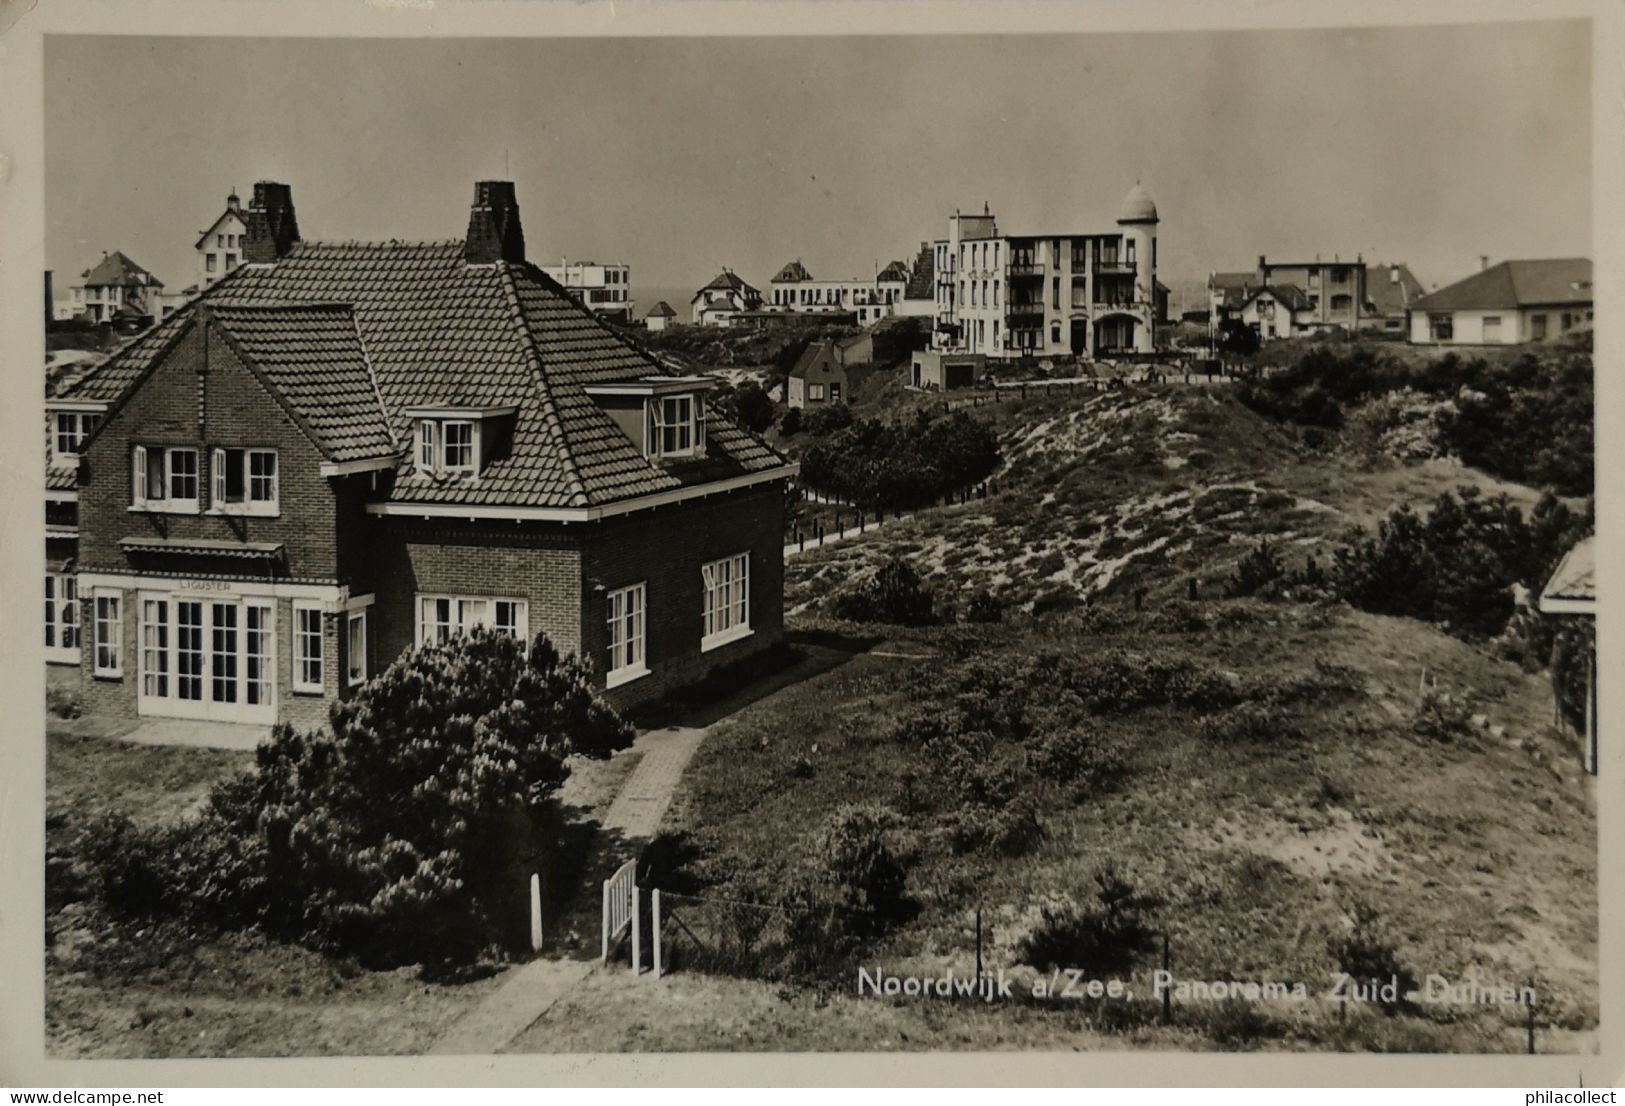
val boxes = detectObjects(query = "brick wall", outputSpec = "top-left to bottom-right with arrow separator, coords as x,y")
581,481 -> 787,709
76,322 -> 340,582
365,518 -> 584,674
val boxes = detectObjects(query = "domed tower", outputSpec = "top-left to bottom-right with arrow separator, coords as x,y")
1116,181 -> 1159,354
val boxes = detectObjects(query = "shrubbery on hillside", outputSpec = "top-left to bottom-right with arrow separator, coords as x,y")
799,409 -> 1001,509
1235,348 -> 1593,495
80,629 -> 633,968
1330,487 -> 1591,642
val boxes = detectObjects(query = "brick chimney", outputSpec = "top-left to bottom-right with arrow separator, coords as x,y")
463,181 -> 526,264
242,182 -> 300,263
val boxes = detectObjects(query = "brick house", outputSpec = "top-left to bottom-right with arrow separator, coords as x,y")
65,180 -> 796,729
785,333 -> 874,409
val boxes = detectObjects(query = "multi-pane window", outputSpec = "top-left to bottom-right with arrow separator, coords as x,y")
416,419 -> 481,475
211,448 -> 278,513
44,573 -> 78,653
1429,314 -> 1454,342
293,603 -> 324,693
141,598 -> 169,697
347,610 -> 367,686
133,445 -> 200,511
53,411 -> 99,462
701,553 -> 751,649
1532,314 -> 1548,341
442,421 -> 475,472
414,594 -> 527,647
605,582 -> 647,685
93,593 -> 121,676
647,394 -> 705,459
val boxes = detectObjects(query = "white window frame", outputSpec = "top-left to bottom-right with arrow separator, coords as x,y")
645,393 -> 706,459
414,593 -> 527,647
418,419 -> 439,472
210,447 -> 279,516
132,445 -> 201,513
808,383 -> 825,402
293,601 -> 324,694
442,420 -> 477,474
415,418 -> 481,476
347,608 -> 367,687
45,572 -> 80,663
701,552 -> 752,651
605,582 -> 648,688
53,411 -> 99,464
93,590 -> 122,677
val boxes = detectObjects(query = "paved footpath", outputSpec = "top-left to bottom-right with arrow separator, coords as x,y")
426,724 -> 707,1055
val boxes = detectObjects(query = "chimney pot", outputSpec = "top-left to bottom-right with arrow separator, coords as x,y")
464,180 -> 526,265
1480,254 -> 1490,271
243,181 -> 300,263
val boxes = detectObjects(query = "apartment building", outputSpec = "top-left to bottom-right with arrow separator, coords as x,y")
923,183 -> 1160,364
1208,255 -> 1424,337
539,259 -> 635,322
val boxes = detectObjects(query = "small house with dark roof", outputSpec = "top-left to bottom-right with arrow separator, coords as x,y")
1236,284 -> 1314,341
70,250 -> 165,327
1408,258 -> 1593,346
645,300 -> 677,332
61,181 -> 796,729
691,270 -> 762,326
786,332 -> 876,410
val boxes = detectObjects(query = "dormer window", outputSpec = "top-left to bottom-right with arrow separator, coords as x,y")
583,376 -> 714,462
408,406 -> 514,477
649,394 -> 705,459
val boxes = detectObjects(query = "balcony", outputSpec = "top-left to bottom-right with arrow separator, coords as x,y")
1006,301 -> 1046,319
1095,260 -> 1135,276
1006,262 -> 1045,277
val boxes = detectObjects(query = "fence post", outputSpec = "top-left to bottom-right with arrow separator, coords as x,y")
653,889 -> 663,980
529,872 -> 543,953
798,528 -> 805,552
974,905 -> 984,987
1161,933 -> 1172,1024
600,879 -> 610,963
631,884 -> 641,974
1526,982 -> 1536,1054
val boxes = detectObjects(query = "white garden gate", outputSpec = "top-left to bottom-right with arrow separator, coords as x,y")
601,859 -> 638,966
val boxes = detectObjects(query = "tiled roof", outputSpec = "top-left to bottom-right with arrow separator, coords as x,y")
203,242 -> 785,508
1244,283 -> 1311,311
1363,263 -> 1425,317
205,303 -> 396,463
1540,536 -> 1596,609
646,300 -> 676,318
904,242 -> 934,300
1412,259 -> 1593,313
81,250 -> 161,290
700,270 -> 759,295
877,260 -> 910,283
789,340 -> 838,380
773,260 -> 812,283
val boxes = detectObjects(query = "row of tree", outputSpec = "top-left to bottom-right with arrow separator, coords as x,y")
797,409 -> 1001,511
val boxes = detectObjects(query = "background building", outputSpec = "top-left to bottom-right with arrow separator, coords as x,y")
925,182 -> 1160,362
195,190 -> 249,292
1407,258 -> 1593,345
1209,255 -> 1424,337
539,259 -> 634,322
644,300 -> 676,331
691,270 -> 762,326
68,250 -> 165,326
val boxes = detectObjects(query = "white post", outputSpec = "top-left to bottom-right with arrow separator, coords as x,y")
600,880 -> 610,963
529,873 -> 543,953
652,889 -> 663,980
631,885 -> 642,974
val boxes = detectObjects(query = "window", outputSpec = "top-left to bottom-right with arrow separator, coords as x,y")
1482,315 -> 1503,342
1532,314 -> 1548,341
217,234 -> 225,248
647,394 -> 705,459
44,573 -> 78,655
141,598 -> 168,697
701,553 -> 751,650
53,411 -> 99,462
293,602 -> 323,693
415,418 -> 482,476
225,254 -> 238,272
1330,294 -> 1353,312
808,384 -> 825,401
93,592 -> 121,676
211,448 -> 278,513
347,610 -> 367,687
133,445 -> 200,511
606,582 -> 647,686
1332,268 -> 1349,284
1429,313 -> 1454,342
414,594 -> 527,646
206,253 -> 217,273
830,382 -> 842,403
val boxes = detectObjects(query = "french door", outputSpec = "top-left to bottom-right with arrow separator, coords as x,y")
138,593 -> 276,724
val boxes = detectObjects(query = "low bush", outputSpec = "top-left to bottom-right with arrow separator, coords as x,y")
779,406 -> 803,435
1016,867 -> 1162,975
808,805 -> 912,937
1025,725 -> 1129,795
81,629 -> 633,969
830,556 -> 937,626
46,685 -> 82,720
1197,701 -> 1297,744
1327,901 -> 1419,1015
961,589 -> 1005,624
805,401 -> 855,436
1411,688 -> 1476,743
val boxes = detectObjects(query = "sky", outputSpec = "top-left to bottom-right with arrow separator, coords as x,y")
44,22 -> 1591,309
